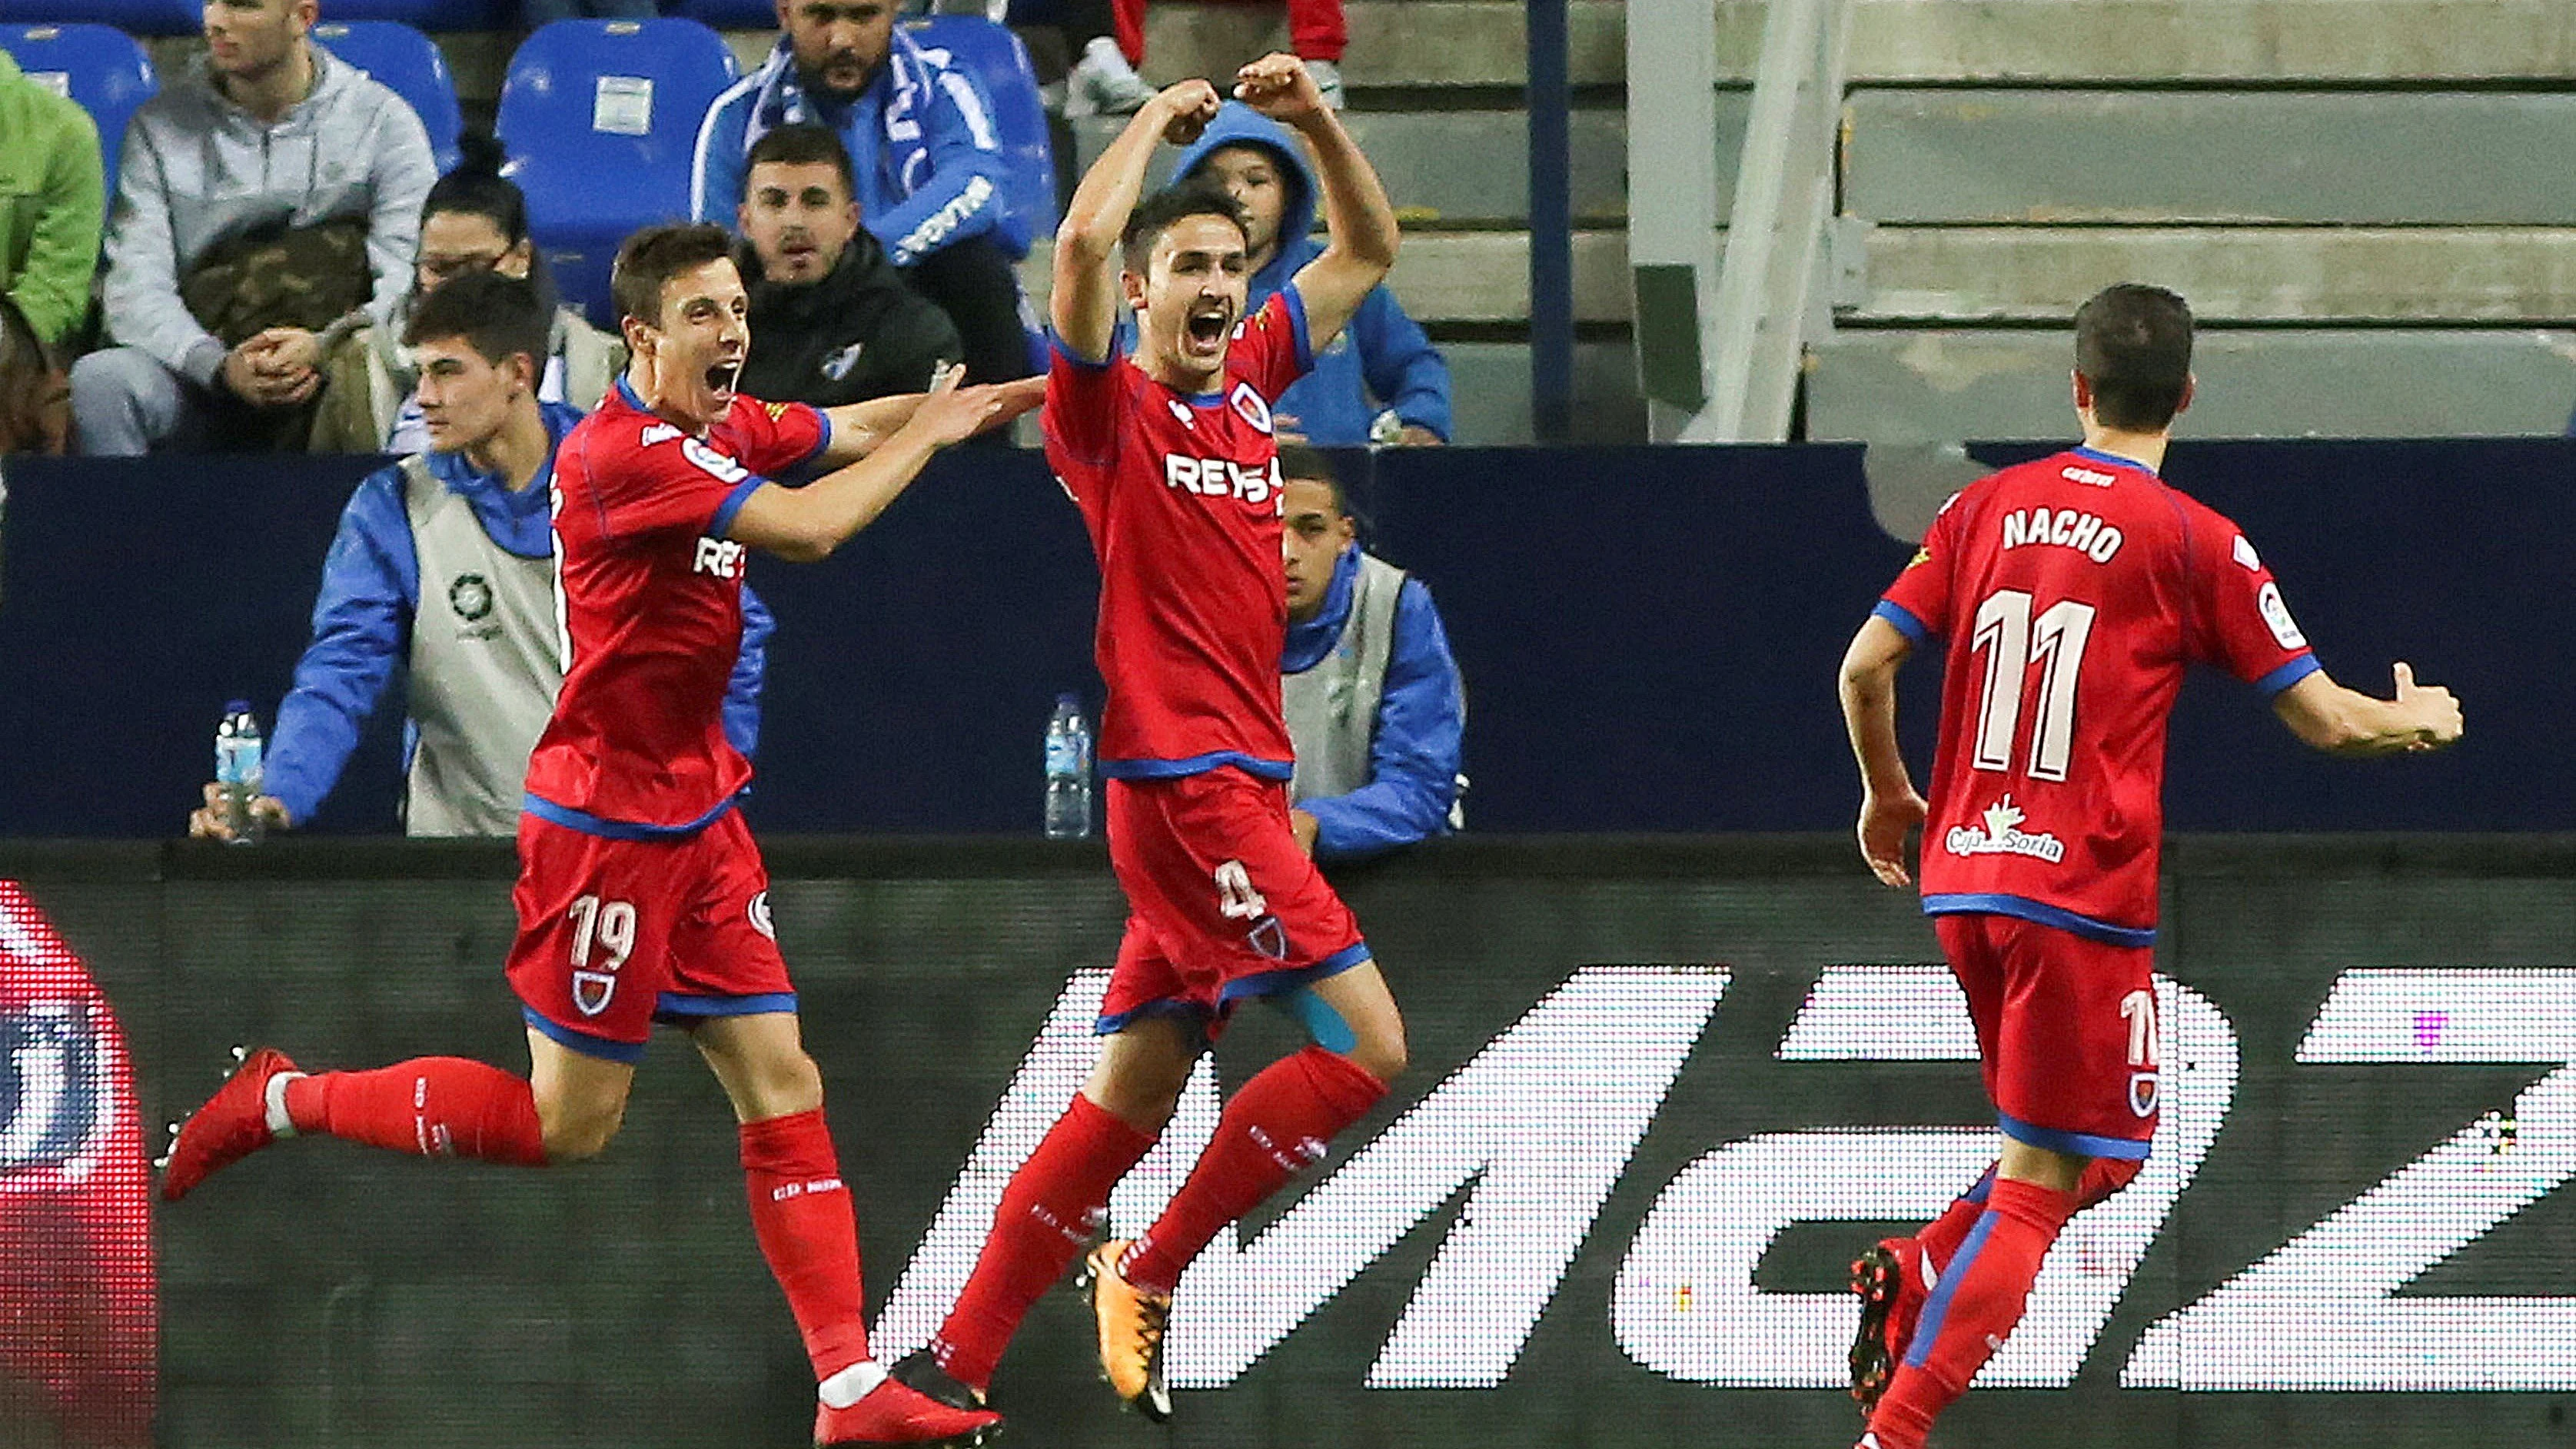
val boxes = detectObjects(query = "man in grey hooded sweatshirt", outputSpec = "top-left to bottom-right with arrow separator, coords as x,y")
70,0 -> 436,456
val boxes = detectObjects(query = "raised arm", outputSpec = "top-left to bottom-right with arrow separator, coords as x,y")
814,376 -> 1045,466
2272,663 -> 2463,756
1236,55 -> 1399,354
726,374 -> 1039,563
1838,613 -> 1927,886
1053,78 -> 1222,360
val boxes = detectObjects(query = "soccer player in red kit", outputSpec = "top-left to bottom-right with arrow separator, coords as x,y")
886,55 -> 1404,1430
158,222 -> 1039,1447
1835,283 -> 2464,1449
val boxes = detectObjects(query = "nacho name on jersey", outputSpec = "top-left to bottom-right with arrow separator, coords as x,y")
2000,506 -> 2126,563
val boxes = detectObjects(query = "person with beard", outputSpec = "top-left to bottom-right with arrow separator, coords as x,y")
692,0 -> 1038,385
309,134 -> 627,453
733,124 -> 961,409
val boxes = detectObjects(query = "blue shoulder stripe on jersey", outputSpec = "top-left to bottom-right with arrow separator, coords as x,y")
1048,331 -> 1118,370
1280,283 -> 1315,374
1218,942 -> 1374,1005
523,790 -> 743,840
2072,444 -> 2158,477
710,474 -> 766,540
1999,1111 -> 2155,1162
2255,653 -> 2322,698
522,1005 -> 646,1065
653,991 -> 797,1022
1873,600 -> 1933,644
1100,751 -> 1297,782
1923,892 -> 2159,948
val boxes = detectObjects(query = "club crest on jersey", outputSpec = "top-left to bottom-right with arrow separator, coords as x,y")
2129,1071 -> 2160,1117
1944,795 -> 2068,864
694,537 -> 748,579
572,969 -> 617,1017
1229,382 -> 1273,435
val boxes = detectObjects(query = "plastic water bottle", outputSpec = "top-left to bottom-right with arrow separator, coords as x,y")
214,701 -> 265,846
1044,693 -> 1093,839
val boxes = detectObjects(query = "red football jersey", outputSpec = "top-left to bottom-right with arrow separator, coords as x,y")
524,379 -> 826,833
1878,447 -> 2318,942
1044,287 -> 1314,779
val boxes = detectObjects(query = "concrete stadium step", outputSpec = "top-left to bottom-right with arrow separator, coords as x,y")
1808,328 -> 2576,440
1843,90 -> 2576,225
1854,226 -> 2576,324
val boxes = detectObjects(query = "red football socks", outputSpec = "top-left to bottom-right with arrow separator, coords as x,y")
740,1108 -> 871,1381
1869,1177 -> 2078,1449
1118,1046 -> 1387,1297
281,1057 -> 547,1167
934,1094 -> 1158,1393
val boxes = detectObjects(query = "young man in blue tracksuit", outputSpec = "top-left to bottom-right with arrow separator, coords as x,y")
1278,445 -> 1464,859
692,0 -> 1036,384
1174,102 -> 1451,447
188,271 -> 768,839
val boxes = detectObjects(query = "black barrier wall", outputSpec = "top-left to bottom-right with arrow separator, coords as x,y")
4,836 -> 2571,1447
1,441 -> 2565,836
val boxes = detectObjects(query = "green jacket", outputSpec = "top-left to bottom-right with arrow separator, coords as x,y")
0,48 -> 105,347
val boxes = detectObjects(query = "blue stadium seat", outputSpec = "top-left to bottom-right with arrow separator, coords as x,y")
7,0 -> 196,36
314,21 -> 463,172
0,23 -> 158,185
905,15 -> 1057,242
315,0 -> 509,30
497,18 -> 742,324
669,0 -> 776,28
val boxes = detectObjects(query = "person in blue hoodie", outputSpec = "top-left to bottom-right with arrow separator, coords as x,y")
186,271 -> 769,839
1278,445 -> 1463,859
692,0 -> 1038,384
1173,102 -> 1451,447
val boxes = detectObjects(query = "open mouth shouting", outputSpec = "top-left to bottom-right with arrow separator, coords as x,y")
705,354 -> 745,406
1182,301 -> 1235,362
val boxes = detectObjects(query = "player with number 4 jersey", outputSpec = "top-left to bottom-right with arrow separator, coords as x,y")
1833,284 -> 2464,1449
158,222 -> 1040,1449
888,56 -> 1408,1434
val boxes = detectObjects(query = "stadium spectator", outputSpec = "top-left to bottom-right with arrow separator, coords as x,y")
1059,0 -> 1345,112
1171,102 -> 1448,446
1278,446 -> 1462,859
187,271 -> 769,839
692,0 -> 1039,384
0,296 -> 72,457
0,45 -> 105,351
310,135 -> 625,453
733,124 -> 962,408
71,0 -> 435,456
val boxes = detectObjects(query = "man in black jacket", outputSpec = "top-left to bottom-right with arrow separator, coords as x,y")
734,124 -> 962,408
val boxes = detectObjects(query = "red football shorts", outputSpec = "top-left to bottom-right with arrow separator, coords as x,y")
1097,768 -> 1370,1040
1935,911 -> 2159,1161
506,809 -> 792,1063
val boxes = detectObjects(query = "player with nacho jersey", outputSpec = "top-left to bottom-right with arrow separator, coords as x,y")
1833,283 -> 2463,1449
159,222 -> 1041,1449
889,56 -> 1404,1432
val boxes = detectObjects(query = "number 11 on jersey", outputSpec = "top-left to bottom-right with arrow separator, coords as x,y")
1969,589 -> 2097,781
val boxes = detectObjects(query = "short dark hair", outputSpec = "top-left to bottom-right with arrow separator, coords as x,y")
1121,181 -> 1248,273
421,132 -> 528,244
404,268 -> 552,374
743,123 -> 856,204
2074,283 -> 2193,431
611,223 -> 737,327
1275,444 -> 1348,515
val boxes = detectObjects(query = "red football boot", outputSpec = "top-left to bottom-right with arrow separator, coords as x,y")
1848,1236 -> 1931,1417
813,1376 -> 1002,1447
158,1046 -> 301,1201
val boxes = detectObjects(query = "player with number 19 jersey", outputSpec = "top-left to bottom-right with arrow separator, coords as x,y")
1875,445 -> 2318,947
